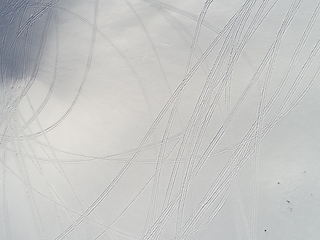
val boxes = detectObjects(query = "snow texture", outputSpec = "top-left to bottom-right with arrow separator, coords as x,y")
0,0 -> 320,239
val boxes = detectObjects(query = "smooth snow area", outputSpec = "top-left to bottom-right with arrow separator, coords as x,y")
0,0 -> 320,239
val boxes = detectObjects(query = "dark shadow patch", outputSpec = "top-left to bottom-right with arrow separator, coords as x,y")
0,0 -> 55,86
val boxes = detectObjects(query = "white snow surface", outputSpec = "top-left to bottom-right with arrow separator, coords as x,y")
0,0 -> 320,239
